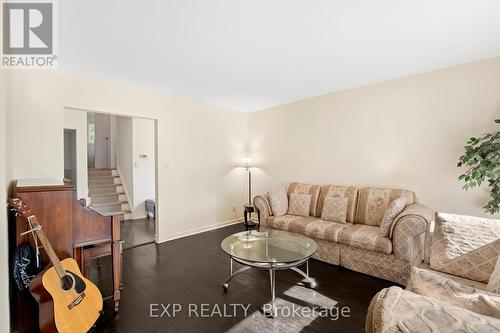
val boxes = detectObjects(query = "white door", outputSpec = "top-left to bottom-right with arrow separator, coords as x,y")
94,113 -> 111,169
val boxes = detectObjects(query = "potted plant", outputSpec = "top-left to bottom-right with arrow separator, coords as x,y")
457,120 -> 499,214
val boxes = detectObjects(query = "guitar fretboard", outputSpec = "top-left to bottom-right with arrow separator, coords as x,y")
29,216 -> 67,278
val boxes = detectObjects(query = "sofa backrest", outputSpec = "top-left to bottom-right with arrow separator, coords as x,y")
355,187 -> 416,226
317,185 -> 359,222
285,182 -> 321,217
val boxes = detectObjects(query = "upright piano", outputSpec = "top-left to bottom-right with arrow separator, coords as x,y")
9,179 -> 122,333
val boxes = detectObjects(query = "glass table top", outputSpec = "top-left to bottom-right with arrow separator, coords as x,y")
221,230 -> 317,264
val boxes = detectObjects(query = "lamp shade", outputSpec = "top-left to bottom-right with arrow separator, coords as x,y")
241,157 -> 254,168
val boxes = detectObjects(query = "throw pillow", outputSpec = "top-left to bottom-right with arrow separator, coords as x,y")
379,197 -> 407,237
406,266 -> 500,319
320,196 -> 348,223
288,193 -> 311,217
488,255 -> 500,294
268,187 -> 288,217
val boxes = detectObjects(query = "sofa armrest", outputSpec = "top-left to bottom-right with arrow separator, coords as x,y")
253,195 -> 272,227
391,203 -> 434,263
365,288 -> 380,333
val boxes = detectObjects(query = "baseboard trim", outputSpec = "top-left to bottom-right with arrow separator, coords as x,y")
157,218 -> 243,243
132,213 -> 148,220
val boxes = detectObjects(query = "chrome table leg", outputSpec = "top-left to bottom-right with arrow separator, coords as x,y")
223,265 -> 251,289
291,262 -> 317,288
270,269 -> 275,302
264,269 -> 276,317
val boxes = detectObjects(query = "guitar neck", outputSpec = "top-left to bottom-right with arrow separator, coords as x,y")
29,216 -> 67,278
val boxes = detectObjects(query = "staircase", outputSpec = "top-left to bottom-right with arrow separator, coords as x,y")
88,169 -> 132,220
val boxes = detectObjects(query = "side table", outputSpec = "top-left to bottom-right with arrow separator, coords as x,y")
243,204 -> 260,231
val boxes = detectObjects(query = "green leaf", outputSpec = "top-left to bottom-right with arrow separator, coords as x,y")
458,129 -> 500,215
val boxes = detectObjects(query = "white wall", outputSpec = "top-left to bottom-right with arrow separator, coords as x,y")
117,116 -> 134,209
110,114 -> 117,169
0,68 -> 10,332
1,4 -> 10,328
63,108 -> 89,200
248,57 -> 500,218
132,118 -> 156,219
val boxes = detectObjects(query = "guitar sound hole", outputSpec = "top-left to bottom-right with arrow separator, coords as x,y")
60,275 -> 74,291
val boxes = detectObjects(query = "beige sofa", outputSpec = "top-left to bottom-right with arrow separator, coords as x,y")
366,213 -> 500,332
254,182 -> 434,285
366,283 -> 500,332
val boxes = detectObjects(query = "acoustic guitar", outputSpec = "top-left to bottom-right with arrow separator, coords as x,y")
9,198 -> 103,333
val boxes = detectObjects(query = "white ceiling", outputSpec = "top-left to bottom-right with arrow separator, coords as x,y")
59,0 -> 500,112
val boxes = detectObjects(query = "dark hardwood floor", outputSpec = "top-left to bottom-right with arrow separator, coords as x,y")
90,224 -> 396,333
120,218 -> 156,249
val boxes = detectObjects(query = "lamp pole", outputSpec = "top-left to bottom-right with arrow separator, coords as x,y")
242,157 -> 258,230
248,167 -> 252,206
245,159 -> 252,206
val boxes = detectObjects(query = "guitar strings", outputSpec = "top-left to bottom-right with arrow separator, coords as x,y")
27,217 -> 41,270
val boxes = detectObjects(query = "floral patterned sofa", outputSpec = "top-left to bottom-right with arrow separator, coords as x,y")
253,182 -> 434,285
366,213 -> 500,332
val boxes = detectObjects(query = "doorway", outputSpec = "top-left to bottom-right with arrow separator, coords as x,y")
89,112 -> 156,249
64,129 -> 77,186
114,115 -> 156,249
64,107 -> 158,249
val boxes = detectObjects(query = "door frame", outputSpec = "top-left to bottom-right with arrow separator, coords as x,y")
64,107 -> 160,242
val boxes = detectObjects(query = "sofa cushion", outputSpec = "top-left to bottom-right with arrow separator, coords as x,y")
268,187 -> 288,217
418,263 -> 488,290
430,213 -> 500,283
269,215 -> 350,242
406,266 -> 500,319
317,185 -> 359,222
304,219 -> 352,242
286,183 -> 320,217
488,256 -> 500,294
268,215 -> 306,231
379,196 -> 409,237
339,224 -> 392,254
287,193 -> 311,217
320,197 -> 348,223
355,187 -> 415,226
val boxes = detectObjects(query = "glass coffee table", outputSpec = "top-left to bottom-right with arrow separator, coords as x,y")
221,230 -> 318,314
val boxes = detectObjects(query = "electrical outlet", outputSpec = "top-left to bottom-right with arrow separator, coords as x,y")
232,206 -> 236,212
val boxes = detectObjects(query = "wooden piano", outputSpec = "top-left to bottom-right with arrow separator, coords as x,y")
9,179 -> 122,333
